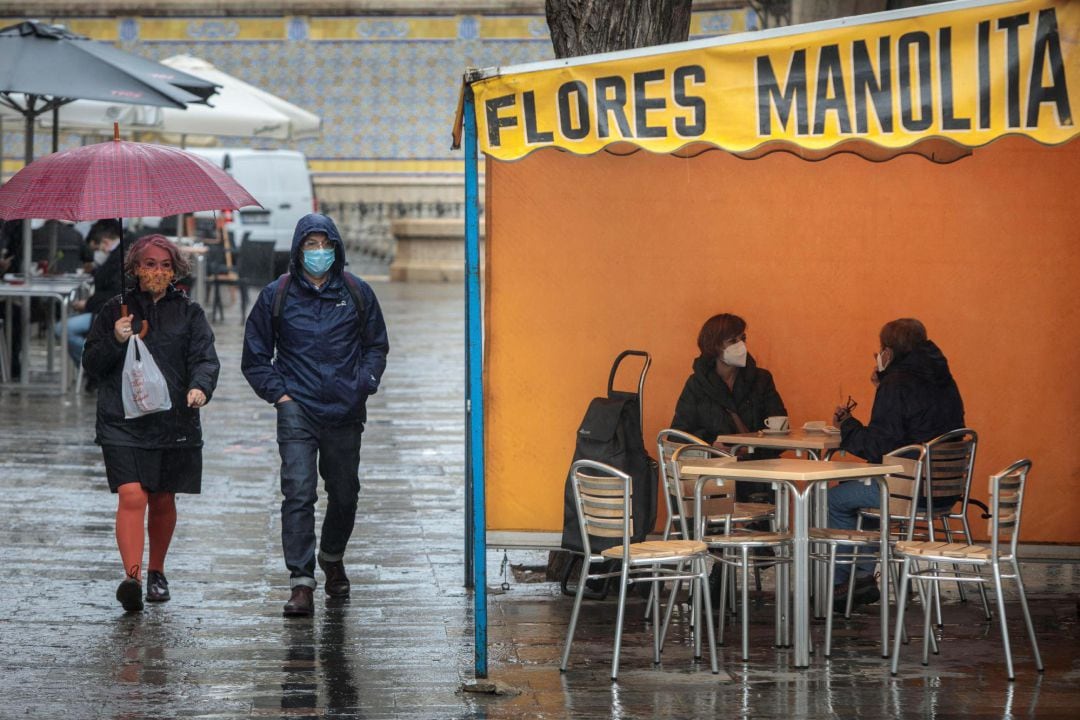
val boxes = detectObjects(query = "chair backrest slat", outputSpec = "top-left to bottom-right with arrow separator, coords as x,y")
989,459 -> 1031,556
570,461 -> 633,553
671,443 -> 735,539
656,429 -> 710,539
925,430 -> 977,501
882,445 -> 925,525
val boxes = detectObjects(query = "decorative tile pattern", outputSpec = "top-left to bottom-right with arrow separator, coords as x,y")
1,11 -> 753,178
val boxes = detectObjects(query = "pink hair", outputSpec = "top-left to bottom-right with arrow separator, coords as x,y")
123,234 -> 191,278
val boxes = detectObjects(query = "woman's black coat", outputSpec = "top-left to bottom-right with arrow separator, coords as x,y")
671,354 -> 787,443
82,287 -> 219,449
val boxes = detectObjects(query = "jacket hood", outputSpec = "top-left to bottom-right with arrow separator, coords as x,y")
290,213 -> 345,278
885,340 -> 955,386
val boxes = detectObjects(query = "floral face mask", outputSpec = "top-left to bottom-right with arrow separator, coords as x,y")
137,268 -> 173,295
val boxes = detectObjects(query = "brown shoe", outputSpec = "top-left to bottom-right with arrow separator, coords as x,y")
283,585 -> 314,617
318,557 -> 351,597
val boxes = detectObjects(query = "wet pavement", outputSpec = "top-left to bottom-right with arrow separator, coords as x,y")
1,280 -> 1078,719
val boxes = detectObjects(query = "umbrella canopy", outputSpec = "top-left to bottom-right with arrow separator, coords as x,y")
0,20 -> 220,286
28,55 -> 321,141
0,136 -> 261,221
0,21 -> 216,110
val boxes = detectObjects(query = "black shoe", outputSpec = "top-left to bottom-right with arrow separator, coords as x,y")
283,585 -> 314,617
318,557 -> 351,597
116,578 -> 144,613
833,576 -> 880,612
145,570 -> 170,602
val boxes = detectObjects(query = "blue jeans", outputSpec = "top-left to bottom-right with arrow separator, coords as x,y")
56,312 -> 92,365
828,481 -> 958,585
276,400 -> 364,589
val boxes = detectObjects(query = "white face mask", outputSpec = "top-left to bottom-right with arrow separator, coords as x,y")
876,349 -> 890,373
722,340 -> 748,368
93,249 -> 109,267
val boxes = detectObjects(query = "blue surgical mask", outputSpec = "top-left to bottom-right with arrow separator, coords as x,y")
302,248 -> 335,277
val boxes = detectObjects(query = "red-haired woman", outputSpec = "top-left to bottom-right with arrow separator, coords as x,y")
83,234 -> 220,613
671,312 -> 787,501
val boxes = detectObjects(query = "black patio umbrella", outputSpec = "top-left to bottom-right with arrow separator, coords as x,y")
0,20 -> 220,273
0,20 -> 218,387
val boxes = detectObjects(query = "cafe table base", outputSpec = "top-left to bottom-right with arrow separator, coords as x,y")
679,457 -> 902,667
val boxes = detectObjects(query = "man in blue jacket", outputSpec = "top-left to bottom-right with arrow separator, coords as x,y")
242,213 -> 389,617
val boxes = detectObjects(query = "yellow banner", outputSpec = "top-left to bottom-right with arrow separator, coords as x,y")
471,0 -> 1079,159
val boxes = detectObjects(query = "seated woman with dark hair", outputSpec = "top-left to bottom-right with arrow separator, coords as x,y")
671,312 -> 787,502
829,317 -> 965,608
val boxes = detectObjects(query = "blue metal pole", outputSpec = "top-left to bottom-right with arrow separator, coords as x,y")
463,85 -> 488,679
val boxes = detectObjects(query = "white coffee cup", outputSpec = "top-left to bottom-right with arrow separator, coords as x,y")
765,416 -> 789,431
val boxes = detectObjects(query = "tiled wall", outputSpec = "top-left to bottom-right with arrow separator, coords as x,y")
0,10 -> 756,179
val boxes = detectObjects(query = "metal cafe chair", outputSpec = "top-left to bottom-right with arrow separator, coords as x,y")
559,459 -> 718,680
646,429 -> 776,621
891,459 -> 1043,681
858,428 -> 989,626
810,444 -> 928,657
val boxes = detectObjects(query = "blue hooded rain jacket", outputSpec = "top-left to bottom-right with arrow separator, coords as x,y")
242,213 -> 389,425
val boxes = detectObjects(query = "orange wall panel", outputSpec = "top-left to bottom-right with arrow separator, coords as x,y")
485,138 -> 1080,543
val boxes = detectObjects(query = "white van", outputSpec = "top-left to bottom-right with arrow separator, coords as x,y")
186,148 -> 315,270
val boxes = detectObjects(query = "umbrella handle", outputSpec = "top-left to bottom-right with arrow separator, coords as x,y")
120,304 -> 150,339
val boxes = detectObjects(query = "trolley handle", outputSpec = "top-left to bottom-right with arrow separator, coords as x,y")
607,349 -> 651,397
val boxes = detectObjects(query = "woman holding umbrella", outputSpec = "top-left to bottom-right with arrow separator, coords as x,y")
83,234 -> 220,613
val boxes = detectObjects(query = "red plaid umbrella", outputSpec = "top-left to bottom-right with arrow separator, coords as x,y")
0,135 -> 259,221
0,128 -> 260,328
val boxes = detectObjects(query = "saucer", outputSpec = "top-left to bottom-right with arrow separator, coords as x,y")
762,428 -> 790,435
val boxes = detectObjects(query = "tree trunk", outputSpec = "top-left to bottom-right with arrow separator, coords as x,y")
545,0 -> 693,59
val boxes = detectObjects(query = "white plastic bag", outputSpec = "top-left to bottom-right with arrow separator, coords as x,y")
122,335 -> 173,419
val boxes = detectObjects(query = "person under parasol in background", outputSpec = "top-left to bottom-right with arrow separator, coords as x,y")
82,234 -> 220,613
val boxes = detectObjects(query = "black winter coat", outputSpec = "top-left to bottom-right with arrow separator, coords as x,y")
83,249 -> 125,316
671,355 -> 787,443
840,340 -> 964,463
82,287 -> 220,449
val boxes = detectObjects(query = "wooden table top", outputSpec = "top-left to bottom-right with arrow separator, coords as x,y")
713,429 -> 843,451
678,457 -> 903,482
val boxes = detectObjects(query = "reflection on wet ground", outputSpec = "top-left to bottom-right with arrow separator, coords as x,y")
0,281 -> 1077,718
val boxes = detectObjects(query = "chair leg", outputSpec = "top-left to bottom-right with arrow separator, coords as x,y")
652,568 -> 662,665
239,285 -> 249,324
559,555 -> 590,672
658,564 -> 682,650
991,563 -> 1015,681
921,568 -> 935,667
941,519 -> 969,605
890,557 -> 912,674
962,516 -> 992,620
645,521 -> 674,620
890,559 -> 909,645
824,544 -> 838,658
611,562 -> 631,681
1011,558 -> 1044,672
740,546 -> 751,661
697,556 -> 719,674
716,557 -> 729,647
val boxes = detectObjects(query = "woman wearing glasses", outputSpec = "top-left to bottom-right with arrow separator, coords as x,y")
83,234 -> 220,613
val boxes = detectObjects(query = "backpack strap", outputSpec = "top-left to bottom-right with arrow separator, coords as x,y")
270,272 -> 367,344
341,272 -> 367,327
270,273 -> 292,344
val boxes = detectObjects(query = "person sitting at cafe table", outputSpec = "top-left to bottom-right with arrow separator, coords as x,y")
829,317 -> 965,608
54,220 -> 125,377
671,312 -> 787,503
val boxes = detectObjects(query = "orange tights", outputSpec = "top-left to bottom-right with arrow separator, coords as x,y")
116,484 -> 176,582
